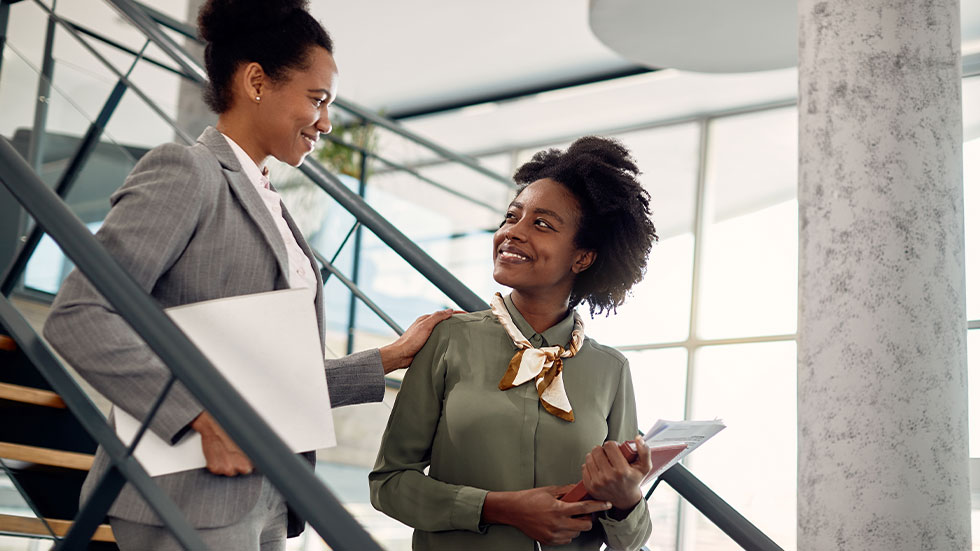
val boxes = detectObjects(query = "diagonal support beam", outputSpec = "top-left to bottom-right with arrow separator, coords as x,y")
660,465 -> 783,551
0,295 -> 208,550
57,467 -> 126,550
2,69 -> 133,295
0,137 -> 383,550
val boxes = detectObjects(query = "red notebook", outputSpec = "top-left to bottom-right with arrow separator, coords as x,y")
560,441 -> 688,502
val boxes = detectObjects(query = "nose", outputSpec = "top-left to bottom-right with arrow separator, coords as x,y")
315,110 -> 332,135
503,221 -> 527,242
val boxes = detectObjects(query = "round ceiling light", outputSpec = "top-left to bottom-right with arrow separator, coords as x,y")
590,0 -> 980,73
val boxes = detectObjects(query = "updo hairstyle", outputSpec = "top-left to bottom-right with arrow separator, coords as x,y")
512,136 -> 658,316
197,0 -> 333,113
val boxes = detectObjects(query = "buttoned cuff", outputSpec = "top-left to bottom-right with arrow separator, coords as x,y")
450,485 -> 489,533
598,498 -> 652,551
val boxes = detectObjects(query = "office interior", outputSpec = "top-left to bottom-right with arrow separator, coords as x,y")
0,0 -> 977,550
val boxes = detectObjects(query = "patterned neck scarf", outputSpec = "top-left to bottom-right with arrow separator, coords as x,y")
491,293 -> 584,422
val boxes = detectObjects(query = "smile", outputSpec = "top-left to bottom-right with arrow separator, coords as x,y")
301,134 -> 317,149
498,250 -> 530,263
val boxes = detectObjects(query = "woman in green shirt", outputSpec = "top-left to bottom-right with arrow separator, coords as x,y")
370,137 -> 659,550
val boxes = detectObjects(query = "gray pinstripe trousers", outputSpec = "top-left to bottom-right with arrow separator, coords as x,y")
110,477 -> 288,551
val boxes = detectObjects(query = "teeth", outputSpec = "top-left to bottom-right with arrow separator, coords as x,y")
500,251 -> 528,261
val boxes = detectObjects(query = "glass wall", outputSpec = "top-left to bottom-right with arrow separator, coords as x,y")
347,74 -> 979,550
587,107 -> 799,551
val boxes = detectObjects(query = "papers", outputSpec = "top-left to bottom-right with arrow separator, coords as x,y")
641,418 -> 726,483
115,289 -> 335,477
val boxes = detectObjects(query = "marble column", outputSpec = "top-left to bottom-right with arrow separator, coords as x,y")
798,1 -> 970,549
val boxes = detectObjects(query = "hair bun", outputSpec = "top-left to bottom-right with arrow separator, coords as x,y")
198,0 -> 310,43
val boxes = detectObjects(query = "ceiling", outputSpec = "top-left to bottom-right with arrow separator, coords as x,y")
306,0 -> 639,115
139,0 -> 978,124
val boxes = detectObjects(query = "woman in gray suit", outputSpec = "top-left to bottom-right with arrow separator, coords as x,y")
42,0 -> 450,549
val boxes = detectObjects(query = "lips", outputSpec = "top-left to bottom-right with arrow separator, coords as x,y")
497,243 -> 532,264
301,133 -> 317,150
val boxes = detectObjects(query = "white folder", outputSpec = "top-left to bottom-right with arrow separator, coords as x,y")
115,288 -> 336,477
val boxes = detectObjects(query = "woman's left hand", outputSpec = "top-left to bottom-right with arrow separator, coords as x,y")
582,436 -> 652,513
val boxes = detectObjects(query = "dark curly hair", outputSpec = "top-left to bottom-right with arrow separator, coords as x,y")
512,136 -> 658,316
197,0 -> 333,113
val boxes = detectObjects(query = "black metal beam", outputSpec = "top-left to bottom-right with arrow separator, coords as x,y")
299,160 -> 489,313
30,0 -> 194,146
660,465 -> 784,551
387,65 -> 659,120
322,221 -> 360,286
64,20 -> 192,80
2,72 -> 131,296
0,138 -> 384,551
321,133 -> 501,212
63,374 -> 174,549
0,457 -> 58,540
0,295 -> 208,551
312,248 -> 404,336
57,467 -> 127,550
27,0 -> 56,172
345,152 -> 368,355
103,0 -> 206,85
135,0 -> 196,40
0,1 -> 10,82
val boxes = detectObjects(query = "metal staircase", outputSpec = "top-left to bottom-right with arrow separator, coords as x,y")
0,0 -> 784,549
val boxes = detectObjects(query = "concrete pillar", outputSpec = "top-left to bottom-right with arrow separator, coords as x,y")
798,1 -> 970,549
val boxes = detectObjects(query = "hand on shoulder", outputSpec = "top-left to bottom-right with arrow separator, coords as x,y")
379,308 -> 457,373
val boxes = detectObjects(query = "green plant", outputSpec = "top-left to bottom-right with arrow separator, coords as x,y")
314,119 -> 378,179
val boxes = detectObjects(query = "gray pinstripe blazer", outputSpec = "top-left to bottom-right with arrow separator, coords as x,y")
43,126 -> 385,536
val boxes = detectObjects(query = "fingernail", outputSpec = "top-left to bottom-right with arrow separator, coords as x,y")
605,502 -> 612,509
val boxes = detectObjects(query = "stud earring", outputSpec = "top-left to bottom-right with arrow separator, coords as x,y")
255,96 -> 261,101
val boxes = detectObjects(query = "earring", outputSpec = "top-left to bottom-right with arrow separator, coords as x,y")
255,96 -> 261,102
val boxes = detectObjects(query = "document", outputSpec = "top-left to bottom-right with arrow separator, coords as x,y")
641,418 -> 726,483
561,441 -> 688,502
115,288 -> 335,477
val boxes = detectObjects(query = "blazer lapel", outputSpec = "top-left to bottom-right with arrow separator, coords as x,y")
197,127 -> 290,285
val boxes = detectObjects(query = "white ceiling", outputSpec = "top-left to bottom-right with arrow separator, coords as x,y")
307,0 -> 637,115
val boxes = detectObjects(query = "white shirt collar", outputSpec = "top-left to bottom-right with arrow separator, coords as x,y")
221,132 -> 268,191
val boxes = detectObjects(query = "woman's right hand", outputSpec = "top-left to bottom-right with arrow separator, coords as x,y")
191,411 -> 253,476
481,485 -> 612,546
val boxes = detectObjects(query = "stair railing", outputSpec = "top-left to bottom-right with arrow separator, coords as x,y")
0,1 -> 789,549
0,138 -> 384,550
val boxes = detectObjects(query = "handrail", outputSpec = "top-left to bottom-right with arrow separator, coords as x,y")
127,0 -> 512,187
311,247 -> 405,335
0,137 -> 383,551
102,0 -> 490,313
0,296 -> 208,551
299,161 -> 489,312
660,465 -> 784,551
320,133 -> 500,213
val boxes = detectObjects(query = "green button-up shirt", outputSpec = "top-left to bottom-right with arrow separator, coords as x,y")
370,295 -> 652,550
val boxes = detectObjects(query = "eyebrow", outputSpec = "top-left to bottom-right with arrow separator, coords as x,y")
508,201 -> 566,225
307,88 -> 332,99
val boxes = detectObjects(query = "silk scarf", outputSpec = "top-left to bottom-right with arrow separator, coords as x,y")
491,293 -> 584,422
